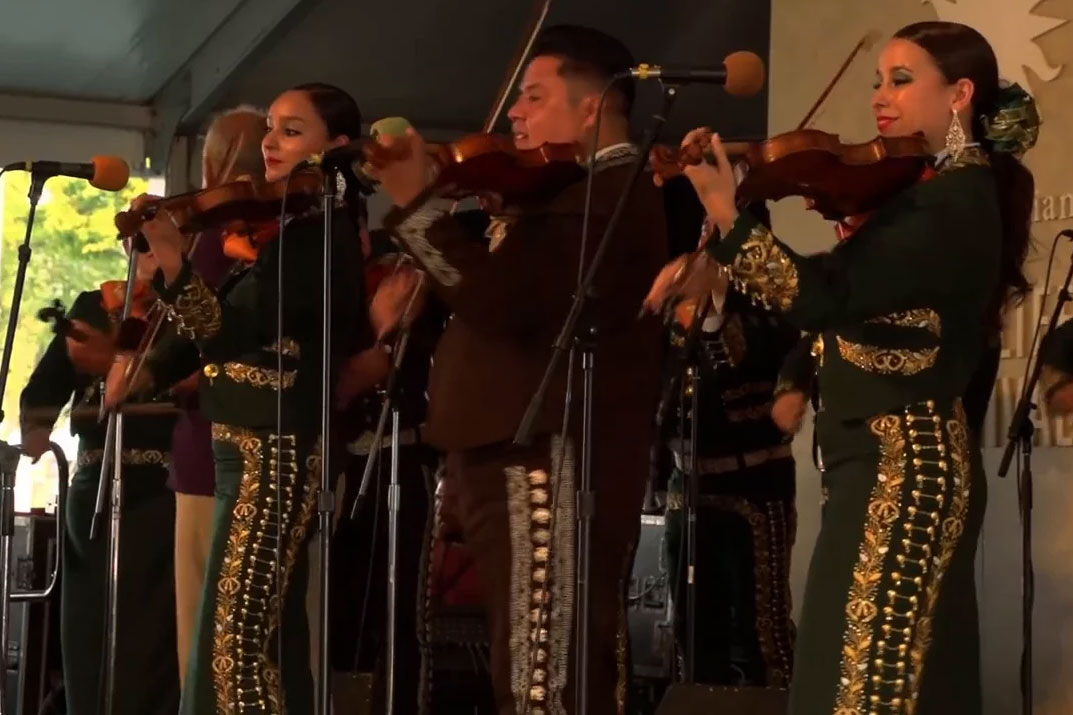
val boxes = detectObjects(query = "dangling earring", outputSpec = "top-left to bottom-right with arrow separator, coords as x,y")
945,110 -> 966,160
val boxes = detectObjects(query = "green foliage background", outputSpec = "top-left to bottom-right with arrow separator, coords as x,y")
0,173 -> 149,435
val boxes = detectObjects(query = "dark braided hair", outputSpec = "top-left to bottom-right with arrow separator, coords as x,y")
894,22 -> 1034,330
291,82 -> 366,235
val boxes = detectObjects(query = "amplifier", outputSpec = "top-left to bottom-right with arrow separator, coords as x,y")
5,512 -> 61,715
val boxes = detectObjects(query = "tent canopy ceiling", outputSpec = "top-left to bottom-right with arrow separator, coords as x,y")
0,0 -> 245,102
0,0 -> 769,167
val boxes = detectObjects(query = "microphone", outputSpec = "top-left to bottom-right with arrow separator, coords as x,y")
1,156 -> 130,191
304,116 -> 414,169
619,50 -> 766,97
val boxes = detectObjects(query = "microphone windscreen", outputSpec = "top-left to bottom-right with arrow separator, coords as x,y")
722,51 -> 766,97
370,117 -> 413,138
90,156 -> 130,191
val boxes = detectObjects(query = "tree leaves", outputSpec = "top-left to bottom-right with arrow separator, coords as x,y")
0,172 -> 149,430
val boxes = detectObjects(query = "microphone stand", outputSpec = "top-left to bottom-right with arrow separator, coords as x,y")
996,236 -> 1073,715
514,83 -> 681,715
317,166 -> 339,715
350,275 -> 423,715
0,171 -> 47,714
94,246 -> 141,715
660,297 -> 711,683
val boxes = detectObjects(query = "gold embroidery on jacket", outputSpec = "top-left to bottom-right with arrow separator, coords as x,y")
264,338 -> 301,358
720,314 -> 747,366
727,223 -> 800,312
866,309 -> 942,338
835,414 -> 905,713
811,334 -> 825,368
836,337 -> 939,375
170,273 -> 222,340
223,362 -> 298,389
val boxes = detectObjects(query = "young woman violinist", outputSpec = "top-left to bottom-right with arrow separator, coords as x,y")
20,239 -> 181,715
646,21 -> 1037,714
130,83 -> 367,714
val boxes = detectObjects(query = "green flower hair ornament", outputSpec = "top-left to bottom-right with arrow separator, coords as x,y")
981,82 -> 1040,157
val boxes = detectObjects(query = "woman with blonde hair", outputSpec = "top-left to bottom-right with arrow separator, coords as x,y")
169,104 -> 267,684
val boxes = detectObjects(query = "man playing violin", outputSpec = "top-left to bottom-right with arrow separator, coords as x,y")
20,237 -> 182,715
371,24 -> 667,715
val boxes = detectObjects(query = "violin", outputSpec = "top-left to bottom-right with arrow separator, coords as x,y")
364,133 -> 585,206
114,169 -> 322,240
650,130 -> 931,220
99,279 -> 153,319
38,280 -> 161,381
221,219 -> 281,262
649,30 -> 931,221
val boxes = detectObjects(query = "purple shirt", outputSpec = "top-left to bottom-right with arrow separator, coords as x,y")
168,229 -> 235,496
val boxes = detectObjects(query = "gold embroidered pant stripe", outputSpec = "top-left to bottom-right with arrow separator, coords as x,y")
442,431 -> 649,715
788,400 -> 985,715
664,458 -> 797,688
180,425 -> 320,715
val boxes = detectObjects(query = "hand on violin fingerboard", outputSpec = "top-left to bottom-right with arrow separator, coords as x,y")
678,130 -> 740,235
64,319 -> 117,377
131,194 -> 185,283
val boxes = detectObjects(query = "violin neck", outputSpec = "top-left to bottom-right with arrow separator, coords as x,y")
721,142 -> 750,158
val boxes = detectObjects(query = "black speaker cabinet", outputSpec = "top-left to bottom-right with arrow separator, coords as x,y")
656,684 -> 788,714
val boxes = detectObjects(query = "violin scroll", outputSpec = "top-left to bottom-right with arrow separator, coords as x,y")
38,300 -> 88,341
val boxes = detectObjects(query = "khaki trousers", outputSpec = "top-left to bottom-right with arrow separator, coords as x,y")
173,493 -> 216,686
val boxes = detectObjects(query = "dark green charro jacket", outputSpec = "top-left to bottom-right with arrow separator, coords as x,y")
706,149 -> 1001,422
20,290 -> 177,472
151,212 -> 365,434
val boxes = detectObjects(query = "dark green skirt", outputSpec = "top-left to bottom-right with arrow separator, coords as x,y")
790,399 -> 985,714
180,425 -> 318,715
62,459 -> 179,715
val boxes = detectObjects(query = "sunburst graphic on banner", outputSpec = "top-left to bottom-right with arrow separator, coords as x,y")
924,0 -> 1069,91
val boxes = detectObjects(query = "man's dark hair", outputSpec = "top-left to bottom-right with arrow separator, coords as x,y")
530,24 -> 636,115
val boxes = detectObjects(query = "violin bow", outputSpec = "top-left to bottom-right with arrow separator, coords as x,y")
481,0 -> 554,133
795,30 -> 881,131
99,229 -> 206,420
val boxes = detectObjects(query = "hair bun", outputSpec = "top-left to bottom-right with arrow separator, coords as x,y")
981,82 -> 1040,156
